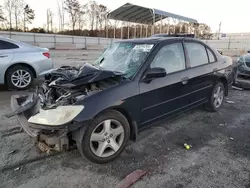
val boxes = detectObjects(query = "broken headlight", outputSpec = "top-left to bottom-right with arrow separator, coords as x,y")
28,105 -> 84,126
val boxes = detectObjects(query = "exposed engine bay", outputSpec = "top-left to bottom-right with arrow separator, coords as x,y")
36,63 -> 124,110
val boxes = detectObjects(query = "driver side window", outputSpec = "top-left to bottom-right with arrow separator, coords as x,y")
151,43 -> 185,74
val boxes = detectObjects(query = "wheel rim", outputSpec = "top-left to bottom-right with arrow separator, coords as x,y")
213,86 -> 224,108
11,69 -> 31,88
90,119 -> 125,158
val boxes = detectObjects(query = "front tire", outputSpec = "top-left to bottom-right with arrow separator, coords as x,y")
76,110 -> 130,164
6,65 -> 34,90
204,82 -> 225,112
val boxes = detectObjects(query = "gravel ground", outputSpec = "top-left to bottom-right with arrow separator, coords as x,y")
0,51 -> 250,188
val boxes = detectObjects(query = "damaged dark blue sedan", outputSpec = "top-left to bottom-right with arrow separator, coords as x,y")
7,37 -> 236,164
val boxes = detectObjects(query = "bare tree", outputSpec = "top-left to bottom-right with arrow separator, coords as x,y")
85,1 -> 98,32
77,6 -> 86,31
91,1 -> 97,31
0,5 -> 5,22
23,4 -> 35,31
196,23 -> 212,39
46,9 -> 53,32
57,0 -> 65,31
13,0 -> 24,30
64,0 -> 81,33
0,5 -> 6,29
97,4 -> 108,30
4,0 -> 15,29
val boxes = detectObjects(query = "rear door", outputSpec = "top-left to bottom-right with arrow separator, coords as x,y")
0,40 -> 17,75
183,40 -> 218,104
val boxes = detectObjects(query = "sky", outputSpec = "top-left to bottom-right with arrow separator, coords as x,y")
2,0 -> 249,33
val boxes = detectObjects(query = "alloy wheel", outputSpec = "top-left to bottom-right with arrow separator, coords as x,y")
213,85 -> 224,108
90,119 -> 125,158
11,69 -> 31,88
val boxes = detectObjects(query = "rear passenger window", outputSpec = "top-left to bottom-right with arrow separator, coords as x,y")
185,42 -> 209,67
206,48 -> 216,63
151,43 -> 186,74
0,40 -> 19,50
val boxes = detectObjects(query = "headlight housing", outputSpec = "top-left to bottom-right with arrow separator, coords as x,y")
28,105 -> 84,126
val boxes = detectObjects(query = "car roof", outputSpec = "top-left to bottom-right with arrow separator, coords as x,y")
115,36 -> 201,44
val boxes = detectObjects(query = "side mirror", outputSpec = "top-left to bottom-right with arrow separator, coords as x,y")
144,67 -> 166,80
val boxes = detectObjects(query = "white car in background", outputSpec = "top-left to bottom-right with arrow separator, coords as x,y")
0,36 -> 54,90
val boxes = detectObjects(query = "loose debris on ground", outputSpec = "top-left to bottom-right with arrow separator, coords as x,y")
226,100 -> 235,104
232,85 -> 243,91
115,170 -> 147,188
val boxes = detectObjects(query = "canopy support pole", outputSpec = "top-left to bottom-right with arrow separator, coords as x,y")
160,15 -> 163,33
121,22 -> 123,39
127,22 -> 130,39
140,24 -> 143,38
105,15 -> 108,38
134,25 -> 136,38
173,18 -> 176,34
167,18 -> 170,34
146,25 -> 148,37
152,14 -> 155,34
179,21 -> 182,33
190,23 -> 194,34
150,9 -> 155,35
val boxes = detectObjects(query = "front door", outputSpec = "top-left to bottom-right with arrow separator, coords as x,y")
139,42 -> 193,127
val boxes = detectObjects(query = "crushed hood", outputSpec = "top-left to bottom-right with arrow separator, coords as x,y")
44,63 -> 124,89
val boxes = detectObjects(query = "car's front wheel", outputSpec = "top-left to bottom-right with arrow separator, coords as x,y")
76,110 -> 130,164
6,65 -> 34,90
204,82 -> 225,112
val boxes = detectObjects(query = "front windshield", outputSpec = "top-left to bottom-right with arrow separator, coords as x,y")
94,42 -> 154,78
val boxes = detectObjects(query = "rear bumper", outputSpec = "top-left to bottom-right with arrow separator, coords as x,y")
34,58 -> 54,77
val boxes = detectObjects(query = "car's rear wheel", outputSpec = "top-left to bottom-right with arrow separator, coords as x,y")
6,65 -> 34,90
204,82 -> 225,112
76,110 -> 130,164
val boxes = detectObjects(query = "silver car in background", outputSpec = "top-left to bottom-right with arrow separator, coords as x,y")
0,36 -> 54,90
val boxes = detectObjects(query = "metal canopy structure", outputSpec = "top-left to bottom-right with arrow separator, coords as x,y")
108,3 -> 198,24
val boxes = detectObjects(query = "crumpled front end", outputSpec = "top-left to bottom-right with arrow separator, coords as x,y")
5,64 -> 123,153
9,94 -> 74,152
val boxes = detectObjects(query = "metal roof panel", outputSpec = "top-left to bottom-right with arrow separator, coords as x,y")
108,3 -> 198,24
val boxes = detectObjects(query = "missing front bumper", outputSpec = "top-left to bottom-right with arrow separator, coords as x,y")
9,94 -> 70,152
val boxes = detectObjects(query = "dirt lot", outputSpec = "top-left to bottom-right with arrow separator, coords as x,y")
1,51 -> 250,188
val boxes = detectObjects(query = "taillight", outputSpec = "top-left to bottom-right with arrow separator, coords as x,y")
43,52 -> 50,58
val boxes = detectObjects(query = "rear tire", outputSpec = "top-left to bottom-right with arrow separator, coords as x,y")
204,82 -> 225,112
76,110 -> 130,164
6,65 -> 34,90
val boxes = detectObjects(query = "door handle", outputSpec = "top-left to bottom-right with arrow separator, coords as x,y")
0,55 -> 8,58
181,77 -> 189,85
